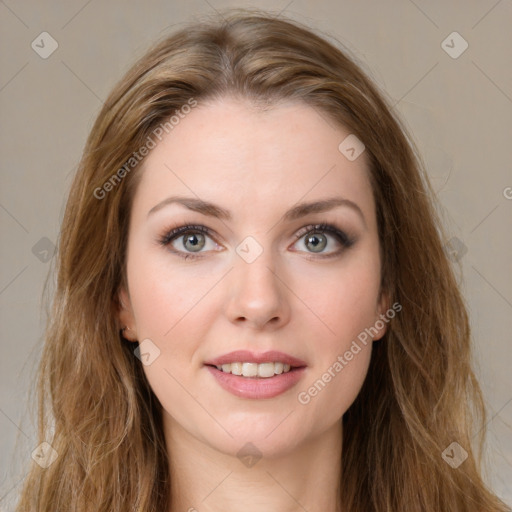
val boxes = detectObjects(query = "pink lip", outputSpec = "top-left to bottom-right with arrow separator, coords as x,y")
204,350 -> 307,368
206,366 -> 307,399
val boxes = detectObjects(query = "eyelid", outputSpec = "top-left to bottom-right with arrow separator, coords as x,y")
157,223 -> 217,246
293,223 -> 352,243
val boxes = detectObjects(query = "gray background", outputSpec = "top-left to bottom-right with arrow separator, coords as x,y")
1,0 -> 511,509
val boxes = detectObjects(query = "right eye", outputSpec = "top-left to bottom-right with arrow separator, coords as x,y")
157,223 -> 221,259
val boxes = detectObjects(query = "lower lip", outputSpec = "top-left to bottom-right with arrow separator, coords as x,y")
206,366 -> 306,399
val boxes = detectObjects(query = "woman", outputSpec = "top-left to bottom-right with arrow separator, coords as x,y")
16,9 -> 510,512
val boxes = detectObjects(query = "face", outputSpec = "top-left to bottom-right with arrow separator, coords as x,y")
118,96 -> 389,458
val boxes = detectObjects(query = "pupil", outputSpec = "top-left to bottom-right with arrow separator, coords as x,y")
307,234 -> 326,252
184,233 -> 204,252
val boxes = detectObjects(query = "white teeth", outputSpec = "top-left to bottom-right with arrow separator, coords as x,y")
242,362 -> 258,377
230,362 -> 243,376
215,362 -> 294,378
257,362 -> 275,378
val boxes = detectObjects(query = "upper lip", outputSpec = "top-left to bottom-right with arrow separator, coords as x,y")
204,350 -> 307,368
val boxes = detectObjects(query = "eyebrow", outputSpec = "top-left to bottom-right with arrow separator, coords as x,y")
147,195 -> 366,226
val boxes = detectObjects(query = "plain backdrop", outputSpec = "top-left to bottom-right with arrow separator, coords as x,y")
1,0 -> 511,509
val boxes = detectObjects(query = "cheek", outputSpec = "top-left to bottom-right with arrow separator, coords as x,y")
297,342 -> 372,429
293,255 -> 380,417
126,253 -> 214,420
126,248 -> 223,401
325,272 -> 381,340
295,252 -> 382,345
127,249 -> 214,341
296,266 -> 377,418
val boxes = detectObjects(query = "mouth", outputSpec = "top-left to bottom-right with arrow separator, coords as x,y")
203,350 -> 307,379
204,361 -> 305,379
204,362 -> 307,399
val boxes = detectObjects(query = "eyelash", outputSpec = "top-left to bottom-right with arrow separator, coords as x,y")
157,223 -> 355,260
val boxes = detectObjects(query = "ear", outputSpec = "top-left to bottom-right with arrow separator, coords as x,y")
372,289 -> 391,341
118,286 -> 138,342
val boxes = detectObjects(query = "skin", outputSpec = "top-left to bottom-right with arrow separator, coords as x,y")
118,96 -> 389,512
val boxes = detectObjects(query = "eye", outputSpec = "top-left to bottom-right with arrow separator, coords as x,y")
157,224 -> 219,260
292,223 -> 355,258
158,222 -> 355,261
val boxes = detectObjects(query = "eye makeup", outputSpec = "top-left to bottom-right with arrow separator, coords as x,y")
156,222 -> 356,261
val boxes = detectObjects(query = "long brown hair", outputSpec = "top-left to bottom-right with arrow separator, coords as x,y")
15,8 -> 509,511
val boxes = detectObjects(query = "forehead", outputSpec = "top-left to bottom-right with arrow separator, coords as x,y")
132,96 -> 375,224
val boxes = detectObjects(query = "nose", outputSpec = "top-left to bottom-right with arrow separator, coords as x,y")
224,245 -> 291,331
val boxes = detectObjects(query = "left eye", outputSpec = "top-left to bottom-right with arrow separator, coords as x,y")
292,223 -> 354,256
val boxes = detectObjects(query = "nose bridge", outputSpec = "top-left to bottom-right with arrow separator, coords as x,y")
225,235 -> 289,327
